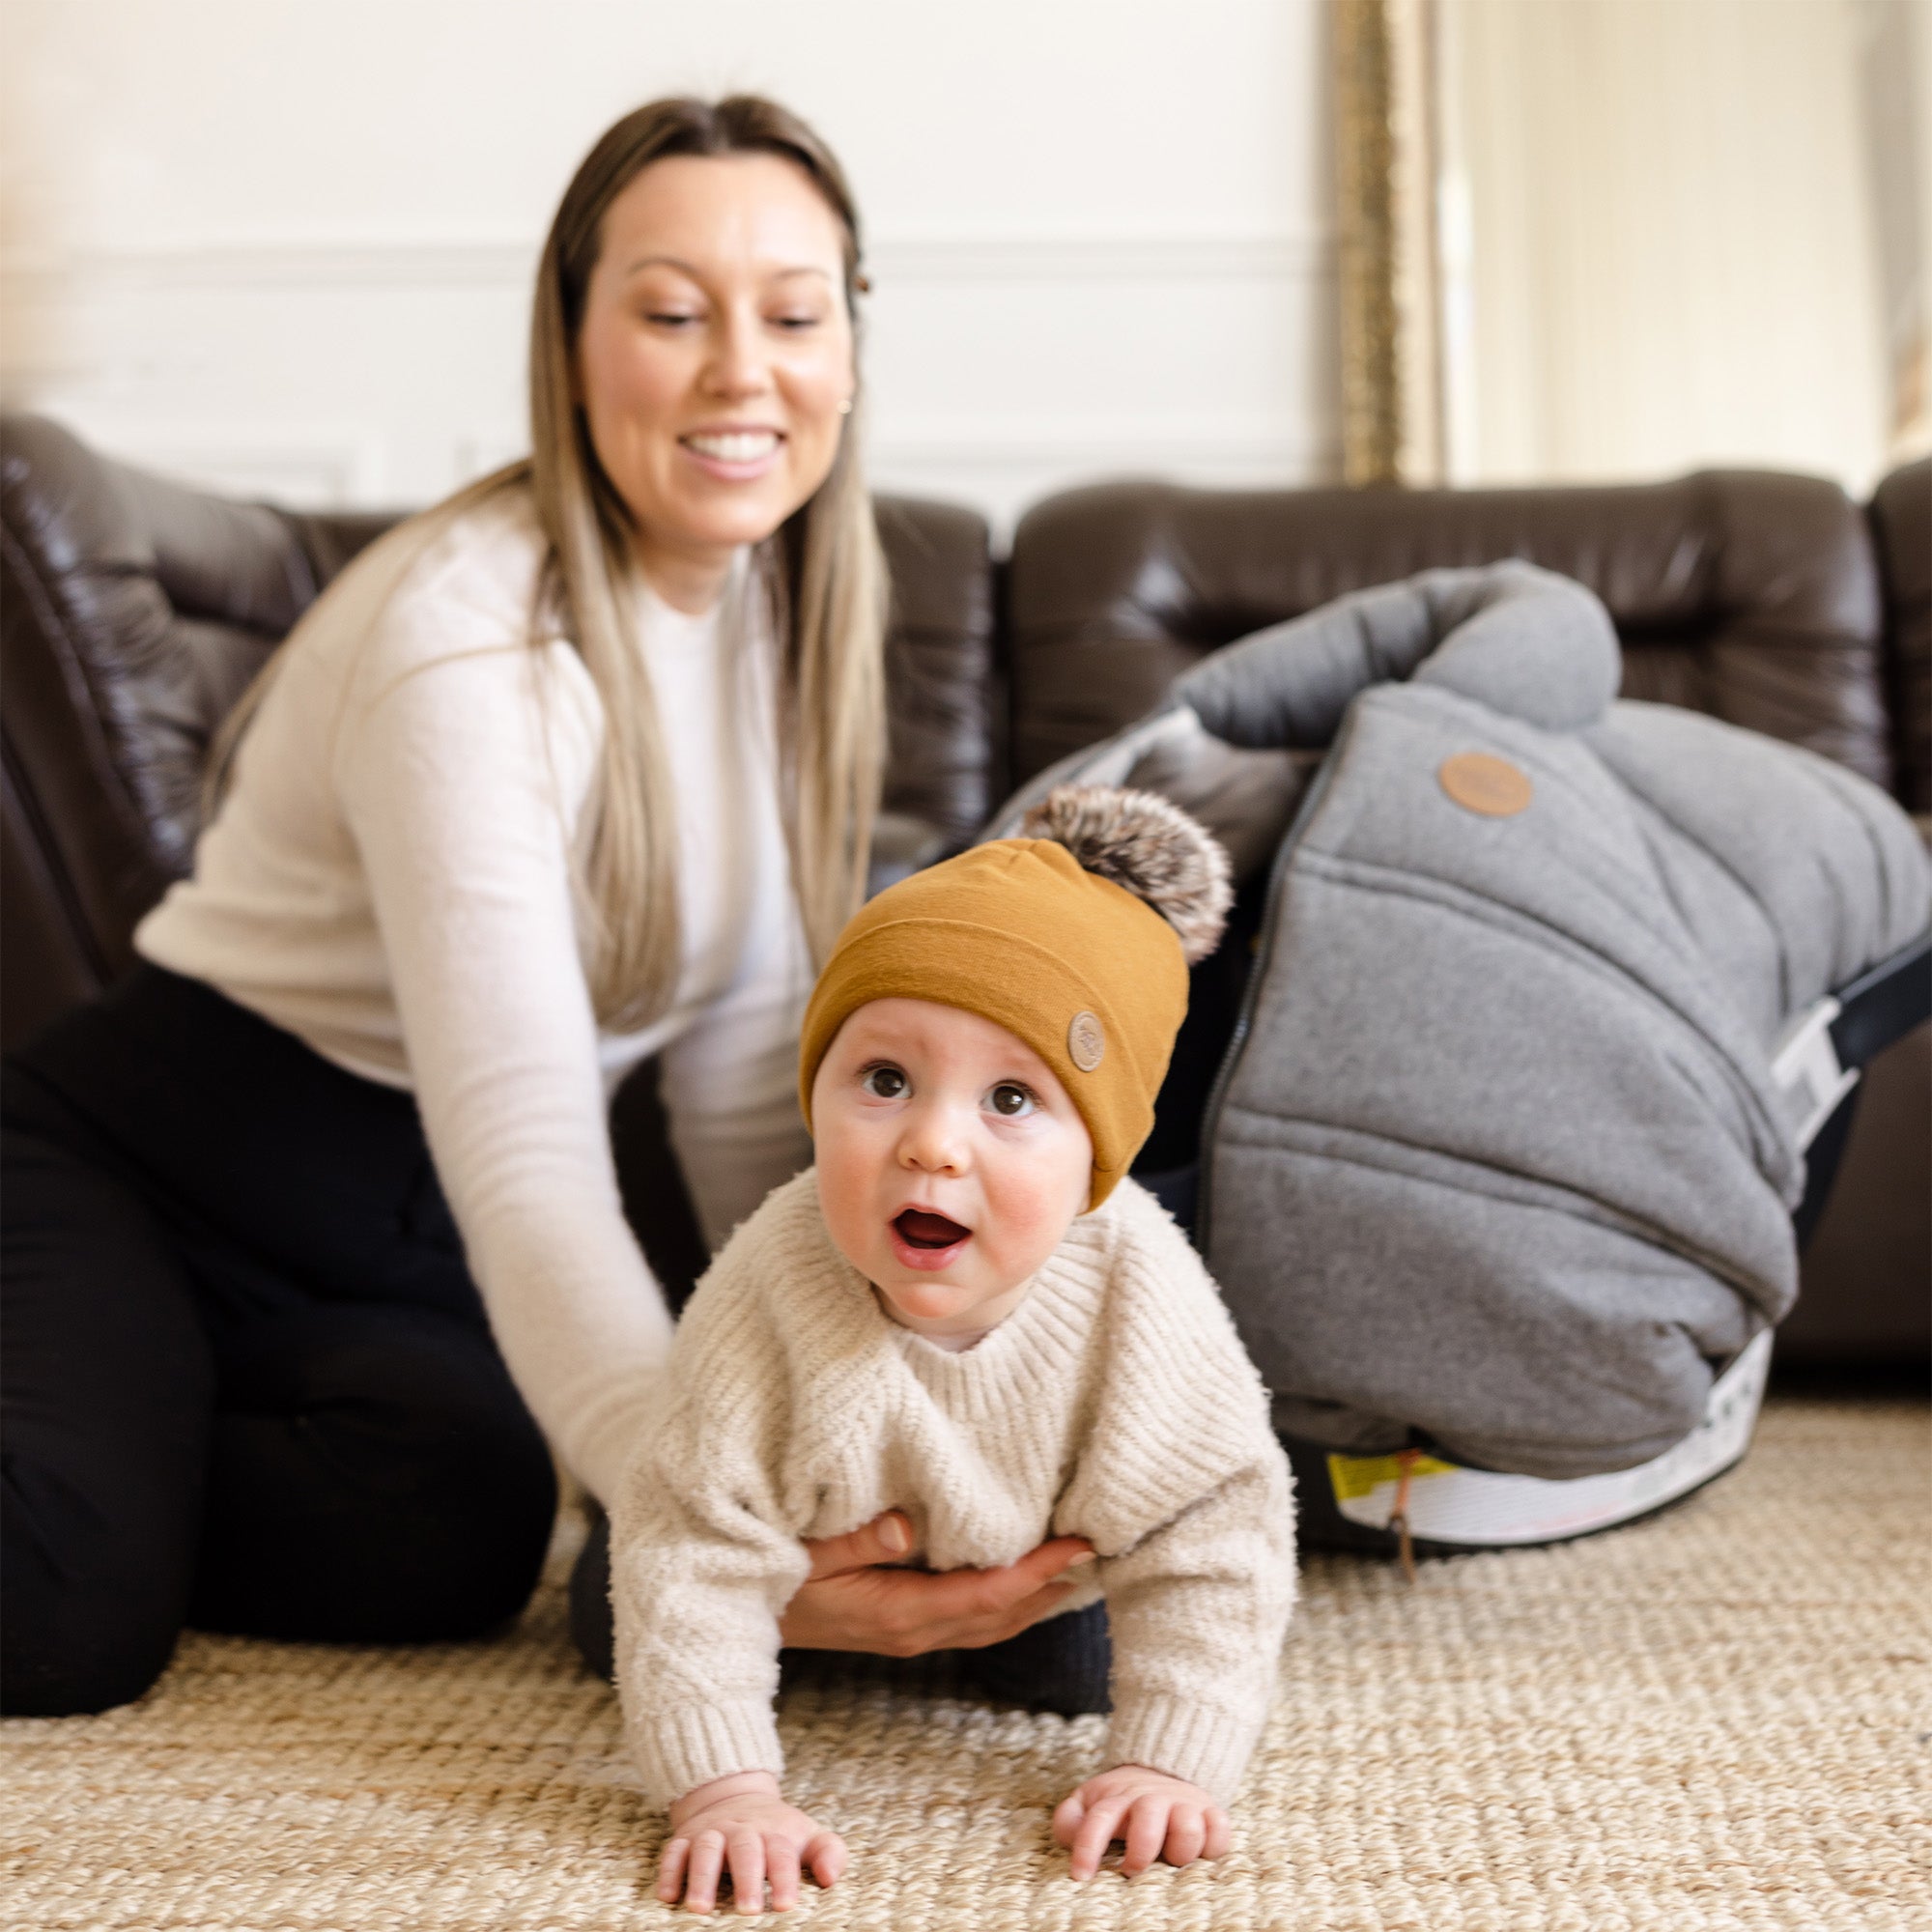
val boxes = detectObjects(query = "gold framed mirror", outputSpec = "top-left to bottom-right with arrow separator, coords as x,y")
1336,0 -> 1925,493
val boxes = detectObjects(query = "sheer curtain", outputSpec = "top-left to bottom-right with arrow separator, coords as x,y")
1429,0 -> 1908,492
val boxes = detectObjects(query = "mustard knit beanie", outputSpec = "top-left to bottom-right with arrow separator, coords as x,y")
799,785 -> 1234,1210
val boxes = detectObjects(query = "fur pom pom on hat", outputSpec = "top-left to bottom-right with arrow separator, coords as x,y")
1021,785 -> 1233,964
799,785 -> 1233,1208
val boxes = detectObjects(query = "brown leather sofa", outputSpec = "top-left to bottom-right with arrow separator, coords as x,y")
5,412 -> 1925,1370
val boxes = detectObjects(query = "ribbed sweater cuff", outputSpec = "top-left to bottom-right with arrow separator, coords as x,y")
631,1700 -> 786,1809
1104,1693 -> 1261,1809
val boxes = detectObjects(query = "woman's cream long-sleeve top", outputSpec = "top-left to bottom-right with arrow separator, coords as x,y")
610,1171 -> 1297,1811
136,485 -> 813,1504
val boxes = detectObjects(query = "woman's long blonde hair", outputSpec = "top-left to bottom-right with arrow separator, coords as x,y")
530,95 -> 886,1028
213,95 -> 887,1031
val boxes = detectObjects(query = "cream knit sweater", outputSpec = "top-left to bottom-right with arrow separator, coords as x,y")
611,1171 -> 1296,1810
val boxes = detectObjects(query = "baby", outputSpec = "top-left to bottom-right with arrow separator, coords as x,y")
610,785 -> 1296,1915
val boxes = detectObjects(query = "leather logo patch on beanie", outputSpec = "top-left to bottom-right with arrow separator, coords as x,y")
1067,1010 -> 1105,1071
1438,752 -> 1533,818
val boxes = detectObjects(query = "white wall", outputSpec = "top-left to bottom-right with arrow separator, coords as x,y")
0,0 -> 1339,534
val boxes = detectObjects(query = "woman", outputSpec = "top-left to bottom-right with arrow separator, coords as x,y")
0,97 -> 1094,1717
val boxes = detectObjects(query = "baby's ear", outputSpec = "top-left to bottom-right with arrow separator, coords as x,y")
1023,785 -> 1234,964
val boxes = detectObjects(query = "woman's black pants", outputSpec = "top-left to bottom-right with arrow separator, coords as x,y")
1,967 -> 558,1715
2,965 -> 1112,1721
568,1509 -> 1114,1719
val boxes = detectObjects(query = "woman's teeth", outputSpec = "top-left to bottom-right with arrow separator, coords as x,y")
684,431 -> 780,462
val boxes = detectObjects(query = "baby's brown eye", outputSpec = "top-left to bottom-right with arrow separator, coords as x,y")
988,1083 -> 1035,1118
862,1065 -> 907,1099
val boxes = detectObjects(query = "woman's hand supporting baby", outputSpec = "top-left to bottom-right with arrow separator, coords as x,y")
778,1510 -> 1096,1655
657,1771 -> 844,1915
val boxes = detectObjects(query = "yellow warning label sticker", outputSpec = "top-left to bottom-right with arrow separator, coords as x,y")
1327,1451 -> 1459,1502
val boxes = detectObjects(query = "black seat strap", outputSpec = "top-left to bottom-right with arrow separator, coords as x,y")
1831,928 -> 1932,1069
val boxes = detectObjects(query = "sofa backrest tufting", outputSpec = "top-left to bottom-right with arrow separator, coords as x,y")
1002,471 -> 1894,796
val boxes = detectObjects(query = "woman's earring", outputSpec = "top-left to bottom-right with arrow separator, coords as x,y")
838,398 -> 854,415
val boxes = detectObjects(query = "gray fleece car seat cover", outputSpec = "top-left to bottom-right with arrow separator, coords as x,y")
992,563 -> 1931,1489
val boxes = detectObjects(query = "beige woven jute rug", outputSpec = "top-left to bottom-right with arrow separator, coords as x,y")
4,1393 -> 1927,1931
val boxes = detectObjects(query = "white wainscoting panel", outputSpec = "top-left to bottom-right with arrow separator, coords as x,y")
4,229 -> 1339,529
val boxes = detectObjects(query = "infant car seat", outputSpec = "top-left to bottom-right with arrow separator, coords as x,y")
989,564 -> 1931,1556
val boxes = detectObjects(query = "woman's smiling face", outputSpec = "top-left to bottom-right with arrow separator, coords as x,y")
810,998 -> 1094,1343
573,152 -> 856,610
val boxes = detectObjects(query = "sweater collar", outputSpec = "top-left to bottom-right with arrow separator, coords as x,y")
808,1186 -> 1121,1415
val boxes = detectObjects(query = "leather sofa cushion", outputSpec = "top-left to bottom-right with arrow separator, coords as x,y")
1006,471 -> 1889,793
874,494 -> 998,845
1,414 -> 391,1026
1870,456 -> 1930,813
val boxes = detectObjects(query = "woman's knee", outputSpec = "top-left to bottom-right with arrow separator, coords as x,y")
193,1308 -> 557,1642
962,1600 -> 1114,1716
569,1506 -> 615,1681
2,1115 -> 213,1714
2,1451 -> 203,1715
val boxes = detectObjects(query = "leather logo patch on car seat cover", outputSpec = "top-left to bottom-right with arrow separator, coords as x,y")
1438,752 -> 1534,818
1067,1010 -> 1106,1071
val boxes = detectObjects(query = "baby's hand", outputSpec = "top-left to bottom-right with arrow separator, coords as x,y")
1053,1764 -> 1231,1880
657,1771 -> 846,1915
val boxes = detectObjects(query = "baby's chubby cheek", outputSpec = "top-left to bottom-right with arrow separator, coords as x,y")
988,1191 -> 1074,1276
811,1149 -> 879,1272
982,1156 -> 1092,1278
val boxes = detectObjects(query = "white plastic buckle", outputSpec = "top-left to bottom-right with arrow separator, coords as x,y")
1770,996 -> 1859,1151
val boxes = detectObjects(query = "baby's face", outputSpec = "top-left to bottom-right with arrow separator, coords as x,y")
810,997 -> 1094,1341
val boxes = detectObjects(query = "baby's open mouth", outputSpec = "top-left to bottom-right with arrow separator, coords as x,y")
893,1208 -> 971,1250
